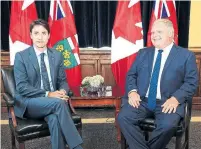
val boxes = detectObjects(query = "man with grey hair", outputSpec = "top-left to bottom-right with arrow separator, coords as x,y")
117,19 -> 198,149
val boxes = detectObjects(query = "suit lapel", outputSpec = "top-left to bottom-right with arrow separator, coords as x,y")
161,44 -> 178,82
29,47 -> 41,83
47,48 -> 55,87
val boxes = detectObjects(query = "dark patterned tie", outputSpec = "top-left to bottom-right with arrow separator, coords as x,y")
40,53 -> 51,91
148,50 -> 163,110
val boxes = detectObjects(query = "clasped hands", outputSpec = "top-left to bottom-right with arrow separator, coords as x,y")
48,89 -> 69,101
128,92 -> 179,114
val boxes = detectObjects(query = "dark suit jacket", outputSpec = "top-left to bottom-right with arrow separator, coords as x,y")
124,44 -> 198,117
14,46 -> 69,118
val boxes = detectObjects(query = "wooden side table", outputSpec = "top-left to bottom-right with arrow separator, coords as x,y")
71,96 -> 122,141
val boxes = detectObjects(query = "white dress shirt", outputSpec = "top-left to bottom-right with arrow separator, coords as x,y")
145,42 -> 173,99
34,46 -> 54,93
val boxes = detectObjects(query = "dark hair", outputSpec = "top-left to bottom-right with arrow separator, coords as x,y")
30,19 -> 50,34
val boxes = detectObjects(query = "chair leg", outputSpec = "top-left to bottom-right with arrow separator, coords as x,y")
10,130 -> 16,149
78,127 -> 82,138
185,126 -> 189,149
144,131 -> 149,141
175,135 -> 182,149
19,143 -> 25,149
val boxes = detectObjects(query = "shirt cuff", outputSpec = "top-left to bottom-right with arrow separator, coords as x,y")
128,89 -> 137,96
45,91 -> 49,97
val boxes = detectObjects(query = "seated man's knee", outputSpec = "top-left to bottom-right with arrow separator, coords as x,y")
160,121 -> 178,132
117,111 -> 124,124
117,109 -> 134,126
50,98 -> 68,111
52,98 -> 66,106
45,114 -> 58,123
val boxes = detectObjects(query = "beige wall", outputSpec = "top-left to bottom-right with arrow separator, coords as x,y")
189,1 -> 201,51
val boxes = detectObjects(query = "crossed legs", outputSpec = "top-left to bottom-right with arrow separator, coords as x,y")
25,97 -> 83,149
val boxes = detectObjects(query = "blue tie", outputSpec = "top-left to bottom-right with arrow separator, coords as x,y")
148,50 -> 163,110
40,53 -> 51,91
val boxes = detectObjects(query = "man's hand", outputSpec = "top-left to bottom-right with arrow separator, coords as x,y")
60,95 -> 69,101
128,91 -> 141,108
48,90 -> 64,98
59,89 -> 66,95
48,90 -> 68,101
161,97 -> 179,114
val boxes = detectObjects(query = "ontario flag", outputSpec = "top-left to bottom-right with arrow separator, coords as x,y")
147,0 -> 178,47
48,0 -> 81,95
111,0 -> 144,95
9,0 -> 38,65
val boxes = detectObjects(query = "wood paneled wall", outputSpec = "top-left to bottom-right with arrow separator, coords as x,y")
80,50 -> 116,86
1,50 -> 201,110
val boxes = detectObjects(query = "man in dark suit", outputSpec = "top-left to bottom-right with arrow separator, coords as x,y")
14,19 -> 83,149
117,19 -> 198,149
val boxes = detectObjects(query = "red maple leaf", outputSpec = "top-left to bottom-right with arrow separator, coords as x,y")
113,1 -> 143,44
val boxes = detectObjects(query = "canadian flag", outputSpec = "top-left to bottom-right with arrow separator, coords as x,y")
147,0 -> 178,46
111,0 -> 144,95
9,0 -> 38,65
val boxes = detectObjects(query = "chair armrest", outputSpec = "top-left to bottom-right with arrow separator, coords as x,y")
68,90 -> 74,97
2,93 -> 15,107
68,98 -> 77,114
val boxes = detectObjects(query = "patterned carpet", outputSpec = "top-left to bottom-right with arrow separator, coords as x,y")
1,108 -> 201,149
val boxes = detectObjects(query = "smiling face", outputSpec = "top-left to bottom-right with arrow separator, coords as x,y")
30,25 -> 50,51
151,19 -> 174,49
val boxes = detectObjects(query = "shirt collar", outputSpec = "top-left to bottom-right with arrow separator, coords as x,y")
33,46 -> 48,57
155,42 -> 174,54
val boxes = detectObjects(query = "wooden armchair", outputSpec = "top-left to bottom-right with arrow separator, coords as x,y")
120,100 -> 191,149
1,66 -> 82,149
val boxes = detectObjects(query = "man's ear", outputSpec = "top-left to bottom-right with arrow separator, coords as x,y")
168,29 -> 174,38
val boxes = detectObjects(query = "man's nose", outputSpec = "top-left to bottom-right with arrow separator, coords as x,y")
38,34 -> 43,40
152,33 -> 159,38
